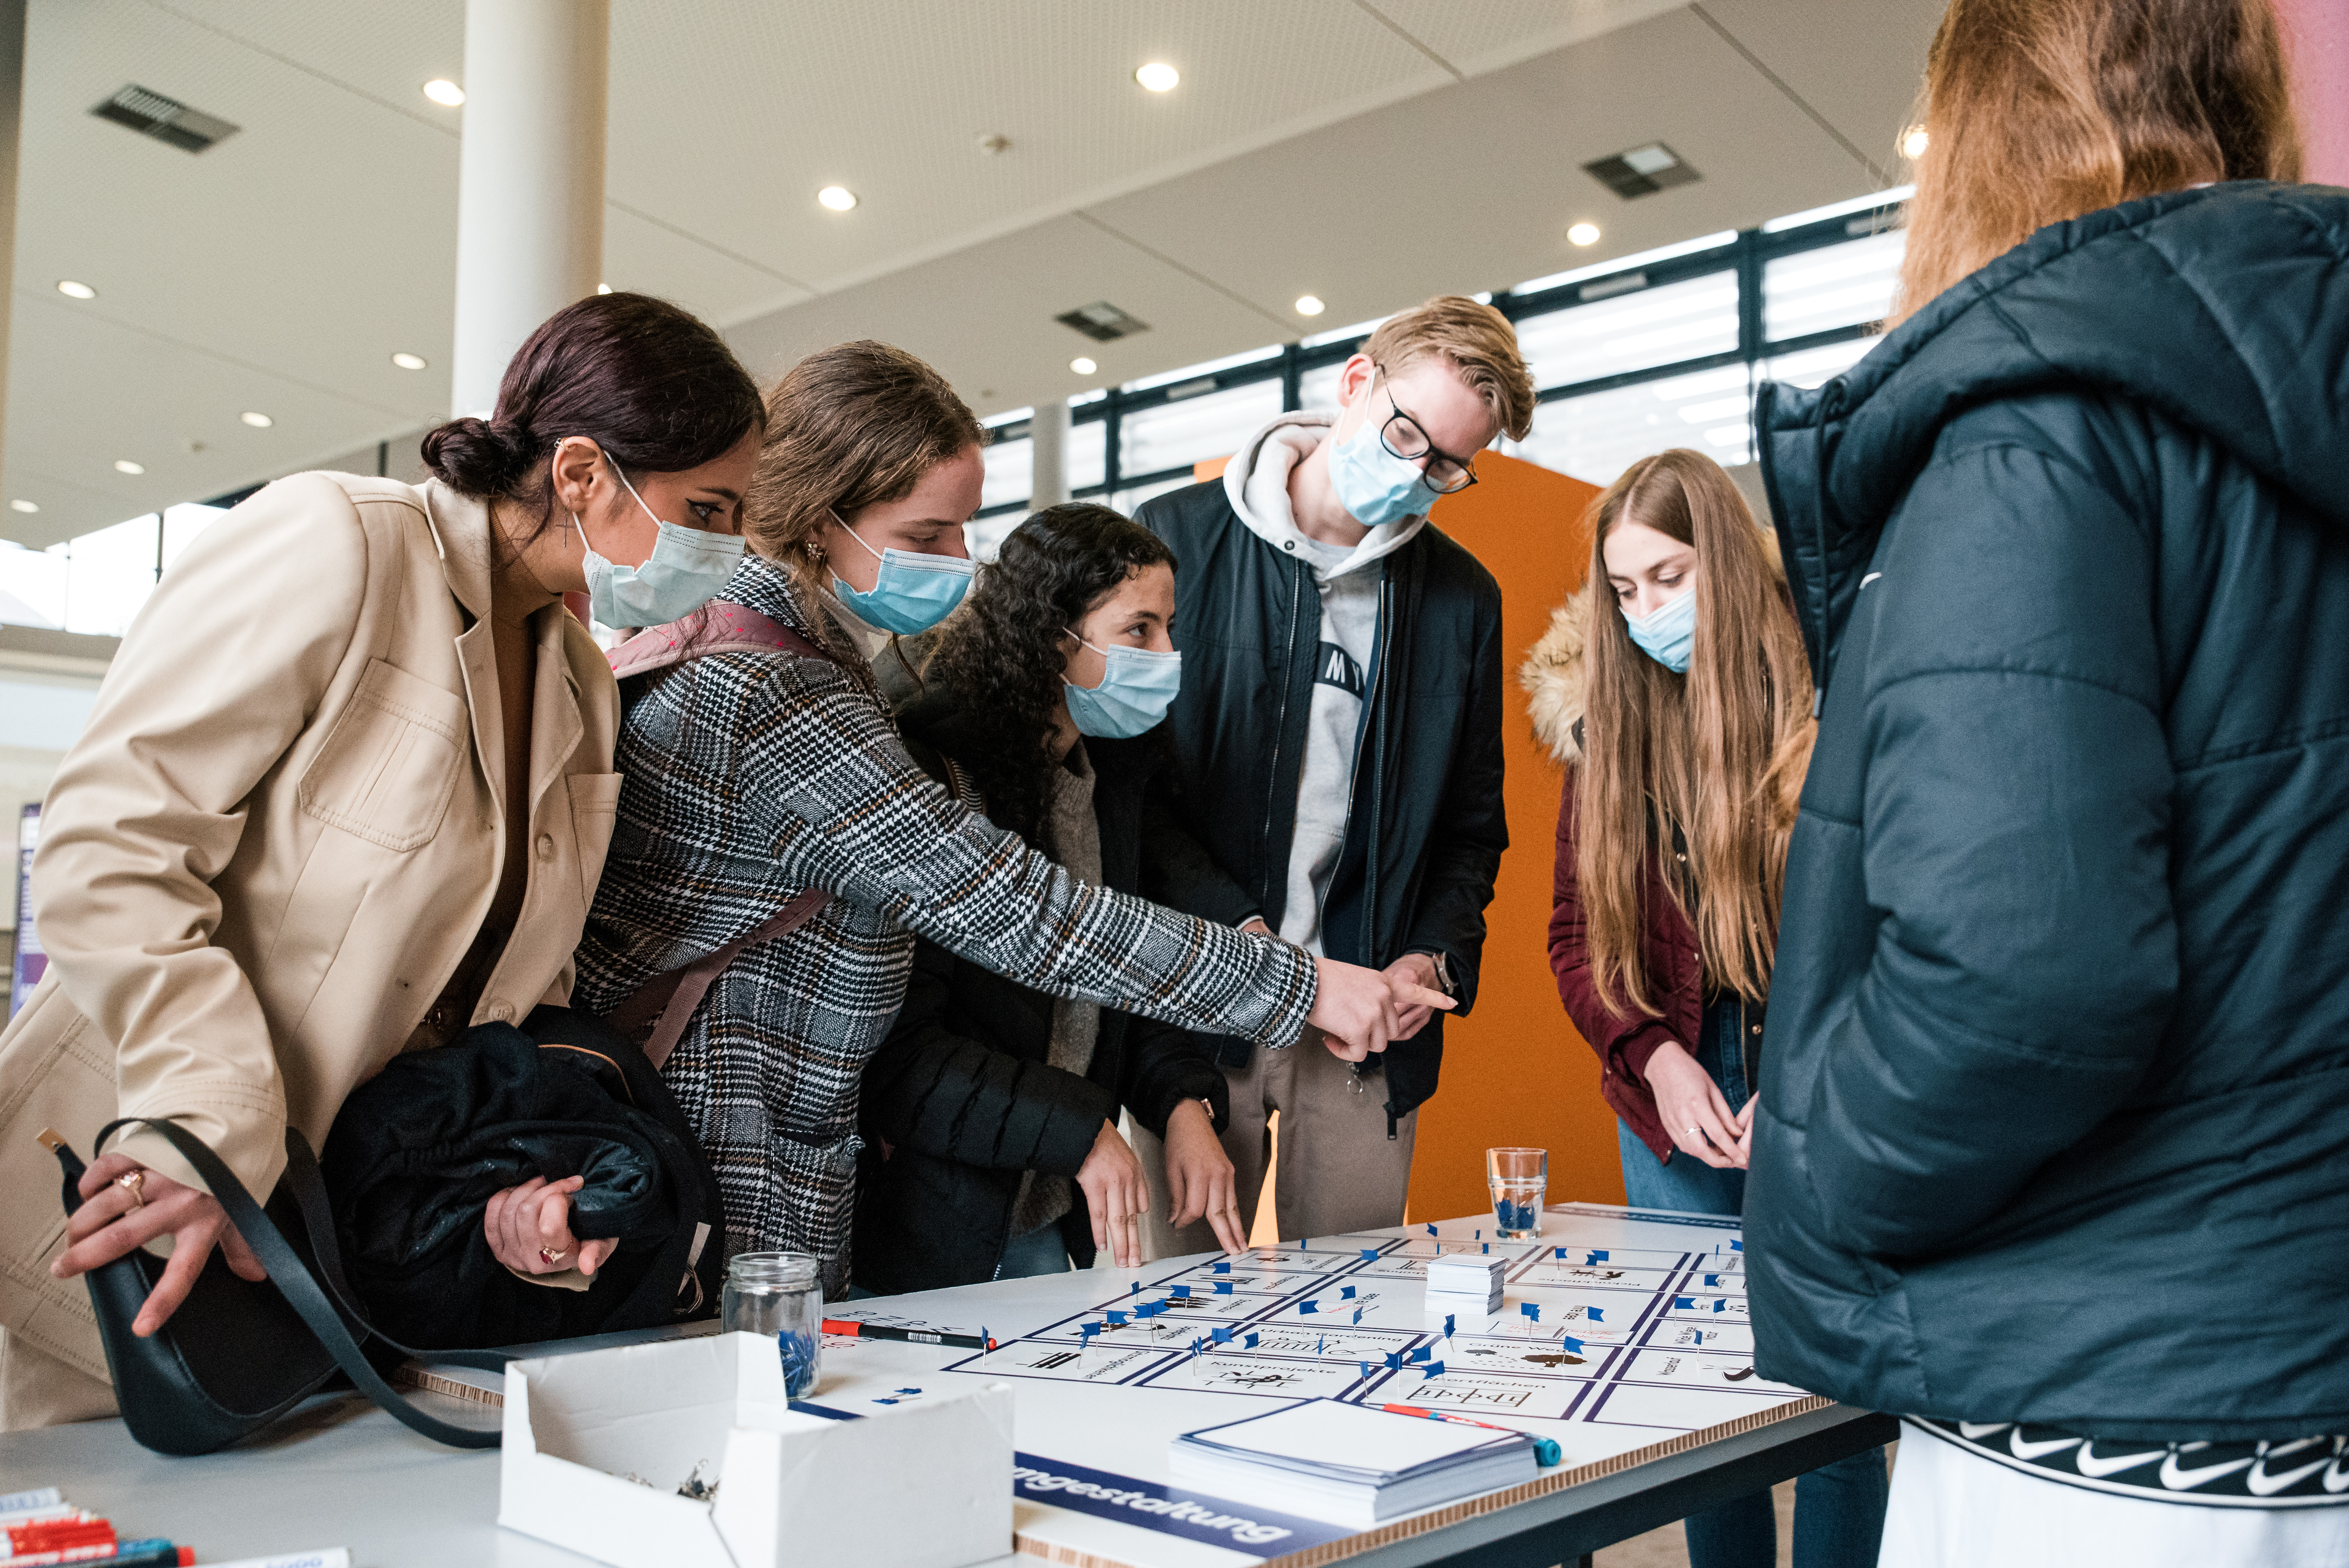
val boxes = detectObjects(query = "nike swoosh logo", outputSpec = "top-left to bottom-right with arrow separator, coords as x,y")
2246,1456 -> 2334,1496
2008,1432 -> 2084,1461
1957,1422 -> 2011,1441
2073,1442 -> 2167,1478
2159,1451 -> 2256,1490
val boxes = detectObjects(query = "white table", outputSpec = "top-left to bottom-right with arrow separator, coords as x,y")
0,1206 -> 1894,1568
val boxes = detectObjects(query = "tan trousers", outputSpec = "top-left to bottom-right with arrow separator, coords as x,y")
1136,1037 -> 1418,1259
0,1328 -> 116,1429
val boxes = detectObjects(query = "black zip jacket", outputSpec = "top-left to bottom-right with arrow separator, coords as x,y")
1747,182 -> 2349,1438
1134,477 -> 1508,1130
851,691 -> 1231,1294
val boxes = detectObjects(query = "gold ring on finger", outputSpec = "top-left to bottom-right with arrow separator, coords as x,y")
539,1247 -> 568,1266
115,1170 -> 147,1210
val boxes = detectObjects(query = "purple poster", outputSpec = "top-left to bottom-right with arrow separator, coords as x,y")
11,802 -> 39,1016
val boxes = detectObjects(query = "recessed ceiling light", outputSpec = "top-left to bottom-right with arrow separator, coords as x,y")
818,185 -> 858,211
1135,62 -> 1180,92
1902,127 -> 1930,159
423,79 -> 465,107
57,280 -> 96,299
1294,294 -> 1325,316
9,499 -> 37,514
596,283 -> 612,294
391,351 -> 428,370
241,410 -> 273,428
1070,356 -> 1097,375
1568,222 -> 1601,247
114,459 -> 144,475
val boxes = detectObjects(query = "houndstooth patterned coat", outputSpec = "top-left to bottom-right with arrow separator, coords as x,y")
574,556 -> 1314,1297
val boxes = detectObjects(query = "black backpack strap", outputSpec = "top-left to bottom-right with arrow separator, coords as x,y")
96,1117 -> 508,1449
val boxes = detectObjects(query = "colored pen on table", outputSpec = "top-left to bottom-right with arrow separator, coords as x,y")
1380,1403 -> 1563,1468
822,1319 -> 998,1351
2,1542 -> 189,1567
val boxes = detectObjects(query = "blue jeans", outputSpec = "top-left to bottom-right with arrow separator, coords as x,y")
993,1222 -> 1072,1281
1616,996 -> 1889,1568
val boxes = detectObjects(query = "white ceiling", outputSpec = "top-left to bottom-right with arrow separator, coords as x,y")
1,0 -> 1943,549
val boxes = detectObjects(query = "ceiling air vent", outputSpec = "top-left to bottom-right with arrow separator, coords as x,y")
1055,301 -> 1151,344
92,85 -> 240,153
1583,141 -> 1698,200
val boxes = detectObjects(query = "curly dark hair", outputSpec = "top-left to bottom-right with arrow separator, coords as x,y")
924,503 -> 1177,853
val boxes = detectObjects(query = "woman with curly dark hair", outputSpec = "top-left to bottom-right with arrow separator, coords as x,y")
852,503 -> 1249,1288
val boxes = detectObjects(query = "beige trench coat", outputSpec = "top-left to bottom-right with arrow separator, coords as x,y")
0,473 -> 620,1383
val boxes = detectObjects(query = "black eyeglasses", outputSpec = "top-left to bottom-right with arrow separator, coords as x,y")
1374,368 -> 1480,495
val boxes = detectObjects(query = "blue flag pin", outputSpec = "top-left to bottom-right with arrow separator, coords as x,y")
1731,1240 -> 1744,1252
1422,1360 -> 1445,1379
1409,1345 -> 1430,1363
1244,1332 -> 1259,1349
1213,1260 -> 1232,1274
1588,1307 -> 1605,1322
1554,1247 -> 1568,1259
1108,1310 -> 1128,1326
1586,1250 -> 1610,1263
1172,1286 -> 1192,1299
1340,1285 -> 1357,1299
1360,1360 -> 1372,1379
1214,1281 -> 1233,1295
1384,1351 -> 1405,1370
1704,1274 -> 1721,1286
1675,1296 -> 1696,1309
1521,1302 -> 1542,1323
1359,1248 -> 1379,1261
1300,1300 -> 1319,1315
1352,1304 -> 1364,1325
1211,1325 -> 1233,1343
1444,1313 -> 1456,1339
1560,1335 -> 1585,1353
1425,1223 -> 1437,1237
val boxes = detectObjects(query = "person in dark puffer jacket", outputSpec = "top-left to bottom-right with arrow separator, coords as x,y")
854,505 -> 1252,1292
1745,2 -> 2349,1563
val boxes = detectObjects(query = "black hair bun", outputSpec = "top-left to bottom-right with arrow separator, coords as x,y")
420,415 -> 532,497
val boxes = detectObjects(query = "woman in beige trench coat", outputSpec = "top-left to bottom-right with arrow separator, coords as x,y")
0,292 -> 765,1427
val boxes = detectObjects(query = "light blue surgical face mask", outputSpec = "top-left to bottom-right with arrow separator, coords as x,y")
829,511 -> 977,635
575,461 -> 746,627
1325,410 -> 1444,530
1625,584 -> 1697,674
1063,631 -> 1182,739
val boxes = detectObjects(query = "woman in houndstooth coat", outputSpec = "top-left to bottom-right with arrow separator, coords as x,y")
574,342 -> 1442,1296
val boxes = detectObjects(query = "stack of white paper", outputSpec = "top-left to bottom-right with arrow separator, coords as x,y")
1169,1399 -> 1537,1526
1424,1255 -> 1506,1314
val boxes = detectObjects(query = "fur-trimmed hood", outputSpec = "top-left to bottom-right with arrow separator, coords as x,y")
1517,521 -> 1788,766
1519,592 -> 1590,765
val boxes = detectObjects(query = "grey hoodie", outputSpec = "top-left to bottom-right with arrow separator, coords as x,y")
1223,412 -> 1426,955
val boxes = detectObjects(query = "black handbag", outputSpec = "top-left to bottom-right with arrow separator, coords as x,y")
46,1117 -> 506,1456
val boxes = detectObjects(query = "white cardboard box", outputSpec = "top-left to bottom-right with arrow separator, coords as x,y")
498,1331 -> 1013,1568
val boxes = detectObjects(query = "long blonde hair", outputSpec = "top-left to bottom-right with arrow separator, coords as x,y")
1575,451 -> 1813,1018
1893,0 -> 2299,327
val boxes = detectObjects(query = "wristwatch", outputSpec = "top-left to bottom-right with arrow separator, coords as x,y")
1425,951 -> 1457,999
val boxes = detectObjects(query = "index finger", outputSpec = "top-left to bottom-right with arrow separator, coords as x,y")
1391,982 -> 1455,1012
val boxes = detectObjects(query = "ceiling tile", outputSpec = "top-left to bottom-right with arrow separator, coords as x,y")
1690,0 -> 1946,178
1085,8 -> 1878,335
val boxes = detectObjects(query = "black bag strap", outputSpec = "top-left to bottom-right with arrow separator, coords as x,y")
96,1116 -> 508,1449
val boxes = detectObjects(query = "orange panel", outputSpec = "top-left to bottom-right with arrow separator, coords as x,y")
1194,456 -> 1230,483
1408,454 -> 1621,1220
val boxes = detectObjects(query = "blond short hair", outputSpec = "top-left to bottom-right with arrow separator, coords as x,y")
1363,295 -> 1536,442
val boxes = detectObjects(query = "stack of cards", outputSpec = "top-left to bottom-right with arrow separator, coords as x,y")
1424,1255 -> 1506,1315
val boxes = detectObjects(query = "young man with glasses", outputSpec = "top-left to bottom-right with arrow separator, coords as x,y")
1132,295 -> 1535,1249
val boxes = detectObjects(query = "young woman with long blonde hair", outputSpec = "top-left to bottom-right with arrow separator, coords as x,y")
1535,448 -> 1881,1566
1745,1 -> 2348,1562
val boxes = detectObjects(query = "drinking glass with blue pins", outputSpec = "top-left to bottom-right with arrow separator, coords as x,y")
1485,1147 -> 1546,1239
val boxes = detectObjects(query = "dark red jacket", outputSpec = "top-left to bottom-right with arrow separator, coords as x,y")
1547,768 -> 1701,1163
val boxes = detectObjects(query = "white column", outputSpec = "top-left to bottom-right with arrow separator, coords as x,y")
0,0 -> 26,512
1028,399 -> 1069,511
449,0 -> 610,418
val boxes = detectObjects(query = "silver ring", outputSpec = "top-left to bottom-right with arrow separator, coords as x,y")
1686,1127 -> 1700,1136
